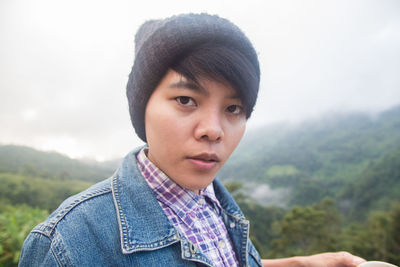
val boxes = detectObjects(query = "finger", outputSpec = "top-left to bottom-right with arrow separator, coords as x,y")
335,251 -> 366,267
351,256 -> 366,266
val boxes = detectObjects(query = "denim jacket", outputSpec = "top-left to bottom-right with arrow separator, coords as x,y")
19,147 -> 262,267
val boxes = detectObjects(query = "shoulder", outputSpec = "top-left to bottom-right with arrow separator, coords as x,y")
19,147 -> 151,266
19,178 -> 118,266
32,178 -> 114,238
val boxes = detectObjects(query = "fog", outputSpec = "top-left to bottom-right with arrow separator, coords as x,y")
244,183 -> 291,207
1,0 -> 399,160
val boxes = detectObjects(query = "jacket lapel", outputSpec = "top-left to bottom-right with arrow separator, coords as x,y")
111,148 -> 179,254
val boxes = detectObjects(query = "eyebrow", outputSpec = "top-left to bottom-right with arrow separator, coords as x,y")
168,79 -> 242,100
167,80 -> 209,97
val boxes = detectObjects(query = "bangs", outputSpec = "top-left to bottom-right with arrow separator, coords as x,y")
171,43 -> 259,118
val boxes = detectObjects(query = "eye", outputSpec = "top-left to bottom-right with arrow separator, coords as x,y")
226,105 -> 243,115
175,96 -> 196,107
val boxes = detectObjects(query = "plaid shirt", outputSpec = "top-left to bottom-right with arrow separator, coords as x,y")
136,148 -> 239,267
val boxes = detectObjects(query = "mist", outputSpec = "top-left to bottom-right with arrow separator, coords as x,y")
244,183 -> 291,207
1,0 -> 399,160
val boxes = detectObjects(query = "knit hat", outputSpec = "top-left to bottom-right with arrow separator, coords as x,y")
126,13 -> 260,142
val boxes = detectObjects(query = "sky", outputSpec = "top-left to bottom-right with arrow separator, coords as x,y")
1,0 -> 399,161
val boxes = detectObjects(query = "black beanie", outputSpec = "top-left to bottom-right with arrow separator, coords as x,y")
126,13 -> 260,142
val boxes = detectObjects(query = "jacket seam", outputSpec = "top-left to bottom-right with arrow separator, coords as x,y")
249,244 -> 263,267
23,230 -> 64,266
245,222 -> 250,266
111,173 -> 129,253
31,229 -> 52,239
45,186 -> 112,236
50,243 -> 64,267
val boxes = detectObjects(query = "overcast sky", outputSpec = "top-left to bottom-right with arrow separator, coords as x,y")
1,0 -> 399,161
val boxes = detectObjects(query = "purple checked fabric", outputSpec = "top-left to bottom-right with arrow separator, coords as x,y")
136,148 -> 239,267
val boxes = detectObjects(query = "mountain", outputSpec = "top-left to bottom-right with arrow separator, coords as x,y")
1,105 -> 399,216
0,145 -> 118,211
218,105 -> 400,214
0,145 -> 115,182
1,106 -> 399,265
340,146 -> 400,219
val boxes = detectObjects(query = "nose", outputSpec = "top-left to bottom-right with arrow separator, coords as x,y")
194,110 -> 224,142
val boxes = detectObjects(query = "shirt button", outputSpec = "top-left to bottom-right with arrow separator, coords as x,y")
198,198 -> 205,205
218,240 -> 226,249
184,250 -> 191,257
230,222 -> 235,228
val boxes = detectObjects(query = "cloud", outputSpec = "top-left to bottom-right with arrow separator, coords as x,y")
1,0 -> 399,159
243,183 -> 291,207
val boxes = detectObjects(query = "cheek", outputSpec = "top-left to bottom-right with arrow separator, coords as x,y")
145,104 -> 189,151
146,110 -> 171,145
225,121 -> 246,151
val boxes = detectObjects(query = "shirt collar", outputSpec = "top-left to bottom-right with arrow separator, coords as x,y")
136,148 -> 221,220
111,146 -> 252,266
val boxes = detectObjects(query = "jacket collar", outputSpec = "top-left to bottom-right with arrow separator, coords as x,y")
111,146 -> 179,254
111,146 -> 248,263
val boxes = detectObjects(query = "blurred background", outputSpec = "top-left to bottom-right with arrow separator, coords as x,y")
1,0 -> 399,266
1,0 -> 399,160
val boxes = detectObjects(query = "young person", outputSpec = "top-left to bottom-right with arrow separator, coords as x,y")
19,13 -> 365,267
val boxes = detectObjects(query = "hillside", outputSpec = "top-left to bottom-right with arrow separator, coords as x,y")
218,105 -> 400,215
0,145 -> 115,182
340,146 -> 400,219
1,106 -> 400,265
0,145 -> 117,211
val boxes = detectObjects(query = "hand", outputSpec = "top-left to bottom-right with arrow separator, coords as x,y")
261,251 -> 366,267
297,252 -> 366,267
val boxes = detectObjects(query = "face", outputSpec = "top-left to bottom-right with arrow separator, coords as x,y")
145,70 -> 246,194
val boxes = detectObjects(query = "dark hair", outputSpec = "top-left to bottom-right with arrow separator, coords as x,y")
127,13 -> 260,142
171,43 -> 259,118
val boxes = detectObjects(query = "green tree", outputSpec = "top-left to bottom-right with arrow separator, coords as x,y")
239,202 -> 284,257
0,205 -> 48,266
268,198 -> 342,257
224,181 -> 285,257
388,203 -> 400,264
341,202 -> 400,265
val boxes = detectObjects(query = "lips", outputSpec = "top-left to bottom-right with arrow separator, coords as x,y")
186,153 -> 220,171
188,153 -> 220,162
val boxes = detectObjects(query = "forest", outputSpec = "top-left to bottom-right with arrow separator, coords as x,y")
1,105 -> 399,266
